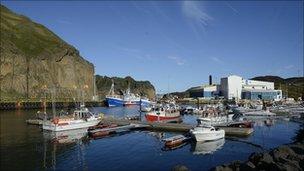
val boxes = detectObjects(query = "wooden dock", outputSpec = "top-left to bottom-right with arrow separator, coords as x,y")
99,117 -> 253,136
99,117 -> 193,133
216,127 -> 254,136
25,116 -> 254,136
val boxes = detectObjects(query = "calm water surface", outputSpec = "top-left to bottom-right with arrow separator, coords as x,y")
0,106 -> 300,171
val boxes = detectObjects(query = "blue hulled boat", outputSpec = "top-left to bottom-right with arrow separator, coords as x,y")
105,80 -> 124,107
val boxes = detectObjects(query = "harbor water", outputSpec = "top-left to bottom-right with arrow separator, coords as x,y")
0,106 -> 301,171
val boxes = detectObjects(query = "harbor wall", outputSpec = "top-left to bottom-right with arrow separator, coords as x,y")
0,101 -> 105,110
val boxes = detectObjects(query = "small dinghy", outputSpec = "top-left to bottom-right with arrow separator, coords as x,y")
88,124 -> 118,138
162,134 -> 191,147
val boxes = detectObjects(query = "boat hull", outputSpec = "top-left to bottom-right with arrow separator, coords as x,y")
123,101 -> 139,106
106,97 -> 124,107
43,120 -> 100,132
145,114 -> 181,122
124,100 -> 151,106
191,129 -> 225,142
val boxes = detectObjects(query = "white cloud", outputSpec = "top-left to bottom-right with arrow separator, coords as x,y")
167,56 -> 185,66
284,65 -> 294,69
225,1 -> 239,14
182,1 -> 212,28
210,57 -> 223,64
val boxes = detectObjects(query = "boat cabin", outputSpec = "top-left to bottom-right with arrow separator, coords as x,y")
73,107 -> 94,119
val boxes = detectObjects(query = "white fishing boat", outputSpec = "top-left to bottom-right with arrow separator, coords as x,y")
182,106 -> 199,114
190,119 -> 225,142
140,105 -> 152,112
43,105 -> 101,132
197,115 -> 233,126
190,125 -> 225,142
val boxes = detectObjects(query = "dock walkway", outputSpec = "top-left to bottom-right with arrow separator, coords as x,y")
99,117 -> 194,132
99,117 -> 253,136
25,116 -> 254,136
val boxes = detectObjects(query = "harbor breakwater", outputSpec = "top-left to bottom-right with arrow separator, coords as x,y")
0,101 -> 105,110
211,142 -> 304,171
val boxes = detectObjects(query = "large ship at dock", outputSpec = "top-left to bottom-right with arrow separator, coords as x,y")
106,81 -> 151,107
105,80 -> 124,107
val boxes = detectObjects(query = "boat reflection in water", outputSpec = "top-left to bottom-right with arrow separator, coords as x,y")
43,128 -> 89,144
191,138 -> 225,155
41,129 -> 90,170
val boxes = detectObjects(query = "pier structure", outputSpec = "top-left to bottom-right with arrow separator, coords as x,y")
98,117 -> 253,136
25,116 -> 254,136
0,101 -> 105,110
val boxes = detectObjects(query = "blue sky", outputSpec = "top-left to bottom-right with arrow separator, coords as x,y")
2,1 -> 303,93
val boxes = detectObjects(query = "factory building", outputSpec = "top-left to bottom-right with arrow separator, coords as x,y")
189,85 -> 220,99
188,75 -> 282,101
189,75 -> 220,99
220,75 -> 282,101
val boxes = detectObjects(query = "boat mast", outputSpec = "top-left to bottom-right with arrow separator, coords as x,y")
108,79 -> 115,96
51,87 -> 56,119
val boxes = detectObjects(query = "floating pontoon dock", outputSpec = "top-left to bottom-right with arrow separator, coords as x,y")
26,116 -> 254,136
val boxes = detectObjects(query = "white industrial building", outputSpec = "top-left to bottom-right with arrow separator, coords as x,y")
220,75 -> 282,101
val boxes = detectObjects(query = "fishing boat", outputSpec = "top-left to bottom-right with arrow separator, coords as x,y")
190,119 -> 225,142
196,115 -> 233,126
145,104 -> 180,122
43,105 -> 101,132
139,98 -> 152,106
181,106 -> 199,114
105,80 -> 124,107
122,83 -> 151,106
190,126 -> 225,142
140,105 -> 152,112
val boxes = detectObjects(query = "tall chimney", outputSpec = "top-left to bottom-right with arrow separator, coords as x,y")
209,75 -> 212,85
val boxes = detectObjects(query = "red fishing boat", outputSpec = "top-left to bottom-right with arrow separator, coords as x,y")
145,106 -> 180,122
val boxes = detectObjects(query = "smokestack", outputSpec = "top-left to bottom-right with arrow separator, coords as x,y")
209,75 -> 212,85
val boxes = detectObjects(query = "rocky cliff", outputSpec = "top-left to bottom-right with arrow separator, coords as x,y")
0,5 -> 94,101
95,75 -> 155,99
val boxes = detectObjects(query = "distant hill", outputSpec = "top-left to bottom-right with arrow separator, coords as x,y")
95,75 -> 155,99
0,5 -> 94,101
169,86 -> 200,98
251,76 -> 304,100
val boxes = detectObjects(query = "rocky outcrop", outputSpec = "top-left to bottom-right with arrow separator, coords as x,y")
212,143 -> 304,171
95,75 -> 155,99
0,5 -> 94,101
